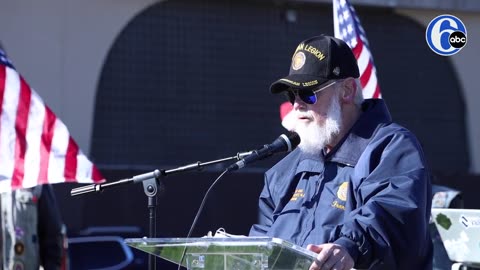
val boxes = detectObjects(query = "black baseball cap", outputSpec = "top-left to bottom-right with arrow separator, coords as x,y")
270,35 -> 360,93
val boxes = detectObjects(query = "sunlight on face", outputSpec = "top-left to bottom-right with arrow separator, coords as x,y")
294,92 -> 342,155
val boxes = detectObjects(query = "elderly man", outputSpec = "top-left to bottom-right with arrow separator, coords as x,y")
249,35 -> 433,270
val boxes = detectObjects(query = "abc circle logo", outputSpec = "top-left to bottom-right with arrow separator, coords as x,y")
426,14 -> 467,56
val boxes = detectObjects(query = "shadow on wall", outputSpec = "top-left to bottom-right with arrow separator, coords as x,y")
91,0 -> 468,175
55,169 -> 266,269
54,170 -> 265,238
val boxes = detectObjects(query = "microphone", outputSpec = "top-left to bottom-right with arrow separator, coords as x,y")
227,131 -> 300,172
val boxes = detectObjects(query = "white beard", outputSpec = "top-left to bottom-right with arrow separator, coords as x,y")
294,95 -> 342,155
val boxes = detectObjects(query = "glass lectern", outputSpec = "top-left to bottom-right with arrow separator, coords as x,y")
125,237 -> 317,270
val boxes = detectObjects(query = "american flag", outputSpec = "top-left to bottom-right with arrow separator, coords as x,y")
333,0 -> 381,98
0,49 -> 104,191
280,0 -> 381,129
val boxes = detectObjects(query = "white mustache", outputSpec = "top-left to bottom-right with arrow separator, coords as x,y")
295,111 -> 313,119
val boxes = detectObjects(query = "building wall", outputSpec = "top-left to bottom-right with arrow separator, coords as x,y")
0,1 -> 479,171
0,0 -> 158,156
89,1 -> 468,173
397,9 -> 480,172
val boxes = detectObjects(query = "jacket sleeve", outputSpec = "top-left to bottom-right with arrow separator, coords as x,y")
334,131 -> 432,269
249,175 -> 275,236
37,184 -> 64,270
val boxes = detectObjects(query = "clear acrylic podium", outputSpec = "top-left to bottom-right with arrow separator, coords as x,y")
125,237 -> 317,270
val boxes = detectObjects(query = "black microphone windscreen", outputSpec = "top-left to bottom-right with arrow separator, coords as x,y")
286,131 -> 301,149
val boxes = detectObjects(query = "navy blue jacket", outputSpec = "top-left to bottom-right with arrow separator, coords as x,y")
249,99 -> 433,269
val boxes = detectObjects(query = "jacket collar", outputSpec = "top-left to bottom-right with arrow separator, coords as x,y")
292,99 -> 392,174
325,99 -> 392,166
296,152 -> 325,174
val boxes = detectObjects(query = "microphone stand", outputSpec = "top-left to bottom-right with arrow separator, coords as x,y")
70,151 -> 253,270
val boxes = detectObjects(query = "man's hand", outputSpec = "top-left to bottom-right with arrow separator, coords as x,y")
307,243 -> 354,270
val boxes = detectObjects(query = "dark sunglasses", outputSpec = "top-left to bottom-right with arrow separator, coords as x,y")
285,81 -> 338,105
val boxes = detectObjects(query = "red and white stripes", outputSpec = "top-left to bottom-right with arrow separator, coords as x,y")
333,0 -> 381,99
0,63 -> 103,191
351,38 -> 381,99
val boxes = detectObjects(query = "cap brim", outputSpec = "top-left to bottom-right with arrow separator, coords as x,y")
270,74 -> 329,93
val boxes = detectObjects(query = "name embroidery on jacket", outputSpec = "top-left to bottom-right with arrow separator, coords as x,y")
331,182 -> 348,210
290,189 -> 305,201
